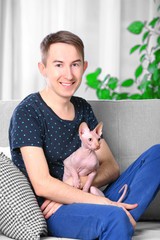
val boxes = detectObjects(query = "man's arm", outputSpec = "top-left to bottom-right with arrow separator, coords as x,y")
20,146 -> 111,205
92,139 -> 120,187
21,140 -> 119,202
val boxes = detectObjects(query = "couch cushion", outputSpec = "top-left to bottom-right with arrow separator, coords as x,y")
0,152 -> 48,240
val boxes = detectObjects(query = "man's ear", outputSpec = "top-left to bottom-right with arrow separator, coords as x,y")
83,61 -> 88,74
38,62 -> 47,77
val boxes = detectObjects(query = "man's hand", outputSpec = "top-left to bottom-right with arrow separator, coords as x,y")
40,199 -> 62,219
108,200 -> 138,229
40,176 -> 88,219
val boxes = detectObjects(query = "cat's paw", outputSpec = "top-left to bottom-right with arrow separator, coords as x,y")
82,185 -> 90,192
73,179 -> 81,189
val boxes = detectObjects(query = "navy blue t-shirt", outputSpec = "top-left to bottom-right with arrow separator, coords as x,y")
9,92 -> 98,204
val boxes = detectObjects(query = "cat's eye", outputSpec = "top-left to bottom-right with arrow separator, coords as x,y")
88,138 -> 92,142
98,138 -> 101,142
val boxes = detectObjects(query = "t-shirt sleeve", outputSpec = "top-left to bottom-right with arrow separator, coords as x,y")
9,105 -> 44,151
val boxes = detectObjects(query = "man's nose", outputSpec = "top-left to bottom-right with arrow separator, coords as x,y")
64,67 -> 73,80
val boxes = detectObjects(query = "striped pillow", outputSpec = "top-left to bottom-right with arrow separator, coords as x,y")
0,152 -> 48,240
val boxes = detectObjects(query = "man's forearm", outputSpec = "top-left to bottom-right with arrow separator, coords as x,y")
37,174 -> 112,206
92,159 -> 120,188
92,139 -> 120,188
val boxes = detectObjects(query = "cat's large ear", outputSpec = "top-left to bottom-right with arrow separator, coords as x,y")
94,122 -> 103,136
79,122 -> 90,137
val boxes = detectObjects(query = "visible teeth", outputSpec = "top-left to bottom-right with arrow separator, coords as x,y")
61,83 -> 73,86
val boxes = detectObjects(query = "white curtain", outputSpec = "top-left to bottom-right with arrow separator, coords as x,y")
0,0 -> 158,100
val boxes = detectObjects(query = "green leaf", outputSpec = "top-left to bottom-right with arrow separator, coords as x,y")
149,17 -> 159,28
138,74 -> 149,90
152,69 -> 160,82
127,21 -> 145,34
116,93 -> 129,100
142,31 -> 149,42
135,65 -> 143,79
111,92 -> 119,100
121,79 -> 134,87
140,44 -> 147,53
154,49 -> 160,63
140,54 -> 145,63
87,79 -> 101,89
142,86 -> 153,99
130,45 -> 141,54
107,77 -> 118,90
158,5 -> 160,11
148,61 -> 157,74
86,68 -> 101,81
97,89 -> 110,99
157,36 -> 160,46
86,68 -> 102,89
129,94 -> 142,99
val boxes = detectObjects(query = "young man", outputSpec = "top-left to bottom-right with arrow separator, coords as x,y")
9,31 -> 160,240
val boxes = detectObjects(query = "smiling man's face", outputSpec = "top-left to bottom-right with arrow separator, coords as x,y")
39,42 -> 88,100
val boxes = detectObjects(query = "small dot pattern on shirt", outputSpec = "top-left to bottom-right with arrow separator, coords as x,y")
9,92 -> 98,204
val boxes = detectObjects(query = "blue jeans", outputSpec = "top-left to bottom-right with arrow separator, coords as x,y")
47,144 -> 160,240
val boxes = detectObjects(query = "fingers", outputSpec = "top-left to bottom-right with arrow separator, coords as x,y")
119,203 -> 137,229
42,201 -> 56,217
44,202 -> 62,219
108,201 -> 137,230
40,199 -> 52,212
40,199 -> 63,219
121,203 -> 138,210
122,208 -> 136,230
115,203 -> 137,230
109,200 -> 138,209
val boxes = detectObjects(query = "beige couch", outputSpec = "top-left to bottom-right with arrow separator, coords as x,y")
0,99 -> 160,239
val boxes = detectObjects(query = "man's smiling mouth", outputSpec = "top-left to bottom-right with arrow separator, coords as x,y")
60,82 -> 75,87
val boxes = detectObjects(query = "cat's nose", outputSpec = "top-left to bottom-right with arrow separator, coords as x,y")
95,142 -> 100,149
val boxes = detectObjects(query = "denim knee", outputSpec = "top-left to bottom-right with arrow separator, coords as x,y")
142,144 -> 160,163
149,144 -> 160,152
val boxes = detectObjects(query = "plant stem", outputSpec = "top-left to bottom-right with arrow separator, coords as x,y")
145,26 -> 160,35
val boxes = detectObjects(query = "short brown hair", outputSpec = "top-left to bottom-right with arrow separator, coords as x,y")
40,31 -> 84,65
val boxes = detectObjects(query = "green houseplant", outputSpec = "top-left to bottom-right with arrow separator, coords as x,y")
86,2 -> 160,100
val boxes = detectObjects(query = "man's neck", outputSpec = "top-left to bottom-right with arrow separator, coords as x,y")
40,88 -> 75,120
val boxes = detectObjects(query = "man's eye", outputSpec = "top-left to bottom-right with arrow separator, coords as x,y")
56,64 -> 62,67
73,63 -> 78,67
88,138 -> 92,142
98,138 -> 101,142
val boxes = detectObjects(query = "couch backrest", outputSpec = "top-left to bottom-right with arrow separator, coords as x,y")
90,99 -> 160,172
1,99 -> 160,171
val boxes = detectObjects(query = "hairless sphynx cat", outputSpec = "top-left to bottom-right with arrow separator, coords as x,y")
63,122 -> 127,202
